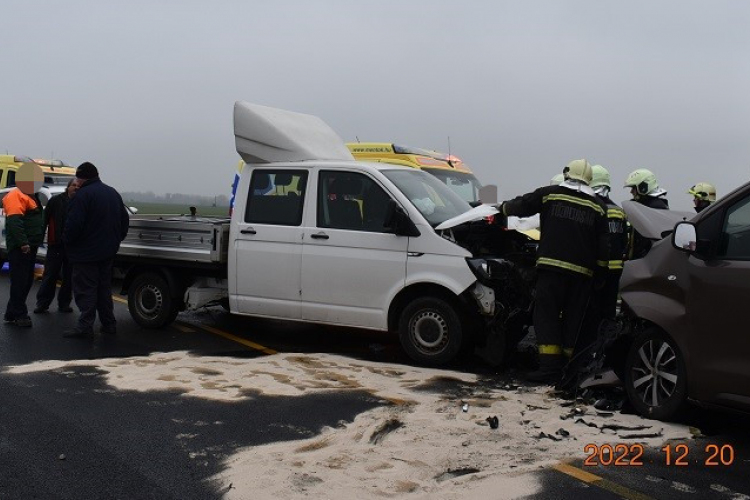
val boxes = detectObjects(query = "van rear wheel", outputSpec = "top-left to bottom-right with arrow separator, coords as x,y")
128,272 -> 179,328
398,296 -> 463,366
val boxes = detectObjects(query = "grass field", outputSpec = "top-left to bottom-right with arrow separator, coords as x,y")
125,202 -> 229,216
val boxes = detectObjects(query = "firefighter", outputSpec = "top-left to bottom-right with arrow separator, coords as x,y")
573,165 -> 628,360
688,182 -> 716,213
498,159 -> 609,384
623,168 -> 669,209
624,168 -> 668,259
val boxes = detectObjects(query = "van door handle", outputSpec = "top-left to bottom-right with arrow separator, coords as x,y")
240,228 -> 256,235
310,232 -> 329,240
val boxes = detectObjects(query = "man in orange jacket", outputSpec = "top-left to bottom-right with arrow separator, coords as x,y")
3,162 -> 44,327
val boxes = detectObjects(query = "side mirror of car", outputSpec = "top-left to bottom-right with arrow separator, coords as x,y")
128,206 -> 139,215
384,200 -> 421,237
672,222 -> 697,253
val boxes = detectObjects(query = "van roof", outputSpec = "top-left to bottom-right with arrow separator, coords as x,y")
234,101 -> 354,164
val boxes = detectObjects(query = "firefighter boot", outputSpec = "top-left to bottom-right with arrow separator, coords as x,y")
525,353 -> 565,385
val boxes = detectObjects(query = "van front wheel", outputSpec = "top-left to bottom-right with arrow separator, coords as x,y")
399,297 -> 463,366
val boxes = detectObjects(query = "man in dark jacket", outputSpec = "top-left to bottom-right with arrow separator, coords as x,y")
3,162 -> 45,327
34,178 -> 78,314
63,162 -> 129,337
499,159 -> 609,384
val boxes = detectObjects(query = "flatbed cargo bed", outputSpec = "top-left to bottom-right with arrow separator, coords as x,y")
117,216 -> 231,265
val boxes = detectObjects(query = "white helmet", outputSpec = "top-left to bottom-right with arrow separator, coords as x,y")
563,159 -> 593,185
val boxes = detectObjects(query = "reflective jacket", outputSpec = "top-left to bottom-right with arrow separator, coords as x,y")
598,196 -> 629,272
2,188 -> 43,252
503,183 -> 608,277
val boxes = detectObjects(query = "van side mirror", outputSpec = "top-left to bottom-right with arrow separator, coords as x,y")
384,200 -> 421,237
672,222 -> 697,253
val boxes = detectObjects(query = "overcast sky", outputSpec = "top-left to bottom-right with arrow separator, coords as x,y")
3,0 -> 749,209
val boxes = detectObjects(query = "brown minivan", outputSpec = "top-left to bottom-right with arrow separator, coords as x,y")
619,183 -> 750,421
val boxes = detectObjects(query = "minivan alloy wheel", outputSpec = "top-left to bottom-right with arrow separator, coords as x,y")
624,327 -> 687,421
631,339 -> 679,406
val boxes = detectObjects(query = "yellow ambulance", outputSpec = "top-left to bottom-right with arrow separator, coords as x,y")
0,155 -> 76,189
346,143 -> 483,203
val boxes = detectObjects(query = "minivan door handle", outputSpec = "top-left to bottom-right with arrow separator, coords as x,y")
240,228 -> 257,235
310,232 -> 329,240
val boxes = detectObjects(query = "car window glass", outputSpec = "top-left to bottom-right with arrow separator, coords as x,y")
6,171 -> 15,187
244,170 -> 307,226
317,171 -> 393,232
719,195 -> 750,259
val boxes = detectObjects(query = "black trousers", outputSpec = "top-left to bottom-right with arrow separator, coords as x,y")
576,270 -> 622,356
71,259 -> 116,333
4,247 -> 39,321
533,269 -> 592,354
35,245 -> 72,309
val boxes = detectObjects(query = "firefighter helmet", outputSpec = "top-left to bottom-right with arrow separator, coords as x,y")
563,159 -> 592,185
590,165 -> 611,189
624,168 -> 659,196
688,182 -> 716,202
550,173 -> 565,185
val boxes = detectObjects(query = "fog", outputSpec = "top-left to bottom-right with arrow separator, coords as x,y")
2,0 -> 749,210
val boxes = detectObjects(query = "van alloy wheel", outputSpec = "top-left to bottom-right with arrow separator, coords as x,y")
624,328 -> 687,421
630,339 -> 678,407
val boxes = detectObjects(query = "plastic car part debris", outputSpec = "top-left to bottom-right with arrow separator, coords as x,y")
486,416 -> 499,429
462,403 -> 469,412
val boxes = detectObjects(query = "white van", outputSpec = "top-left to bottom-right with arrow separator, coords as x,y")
116,102 -> 537,366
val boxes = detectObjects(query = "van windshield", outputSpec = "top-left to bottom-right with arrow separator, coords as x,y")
383,169 -> 472,227
421,168 -> 482,203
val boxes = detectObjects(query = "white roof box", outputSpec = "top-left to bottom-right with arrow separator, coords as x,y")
234,101 -> 354,164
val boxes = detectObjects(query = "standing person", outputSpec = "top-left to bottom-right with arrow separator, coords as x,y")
498,159 -> 609,384
624,168 -> 668,259
3,162 -> 45,327
623,168 -> 669,209
34,178 -> 79,314
63,162 -> 129,338
688,182 -> 716,213
573,165 -> 629,360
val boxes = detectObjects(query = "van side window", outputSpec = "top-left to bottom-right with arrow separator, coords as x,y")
719,195 -> 750,259
244,170 -> 307,226
6,171 -> 15,187
317,171 -> 393,233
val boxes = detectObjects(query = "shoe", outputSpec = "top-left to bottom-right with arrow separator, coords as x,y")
58,306 -> 74,313
100,325 -> 117,335
7,317 -> 33,327
63,328 -> 93,338
33,306 -> 49,314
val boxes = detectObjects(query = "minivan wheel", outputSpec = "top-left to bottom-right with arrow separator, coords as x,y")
624,328 -> 687,421
398,296 -> 463,366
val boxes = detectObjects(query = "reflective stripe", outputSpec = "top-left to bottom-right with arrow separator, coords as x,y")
539,344 -> 563,355
607,208 -> 626,219
596,260 -> 608,268
608,260 -> 624,270
537,257 -> 593,277
542,194 -> 605,215
563,348 -> 574,358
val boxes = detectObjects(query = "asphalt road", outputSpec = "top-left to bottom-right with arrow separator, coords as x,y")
1,274 -> 749,499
